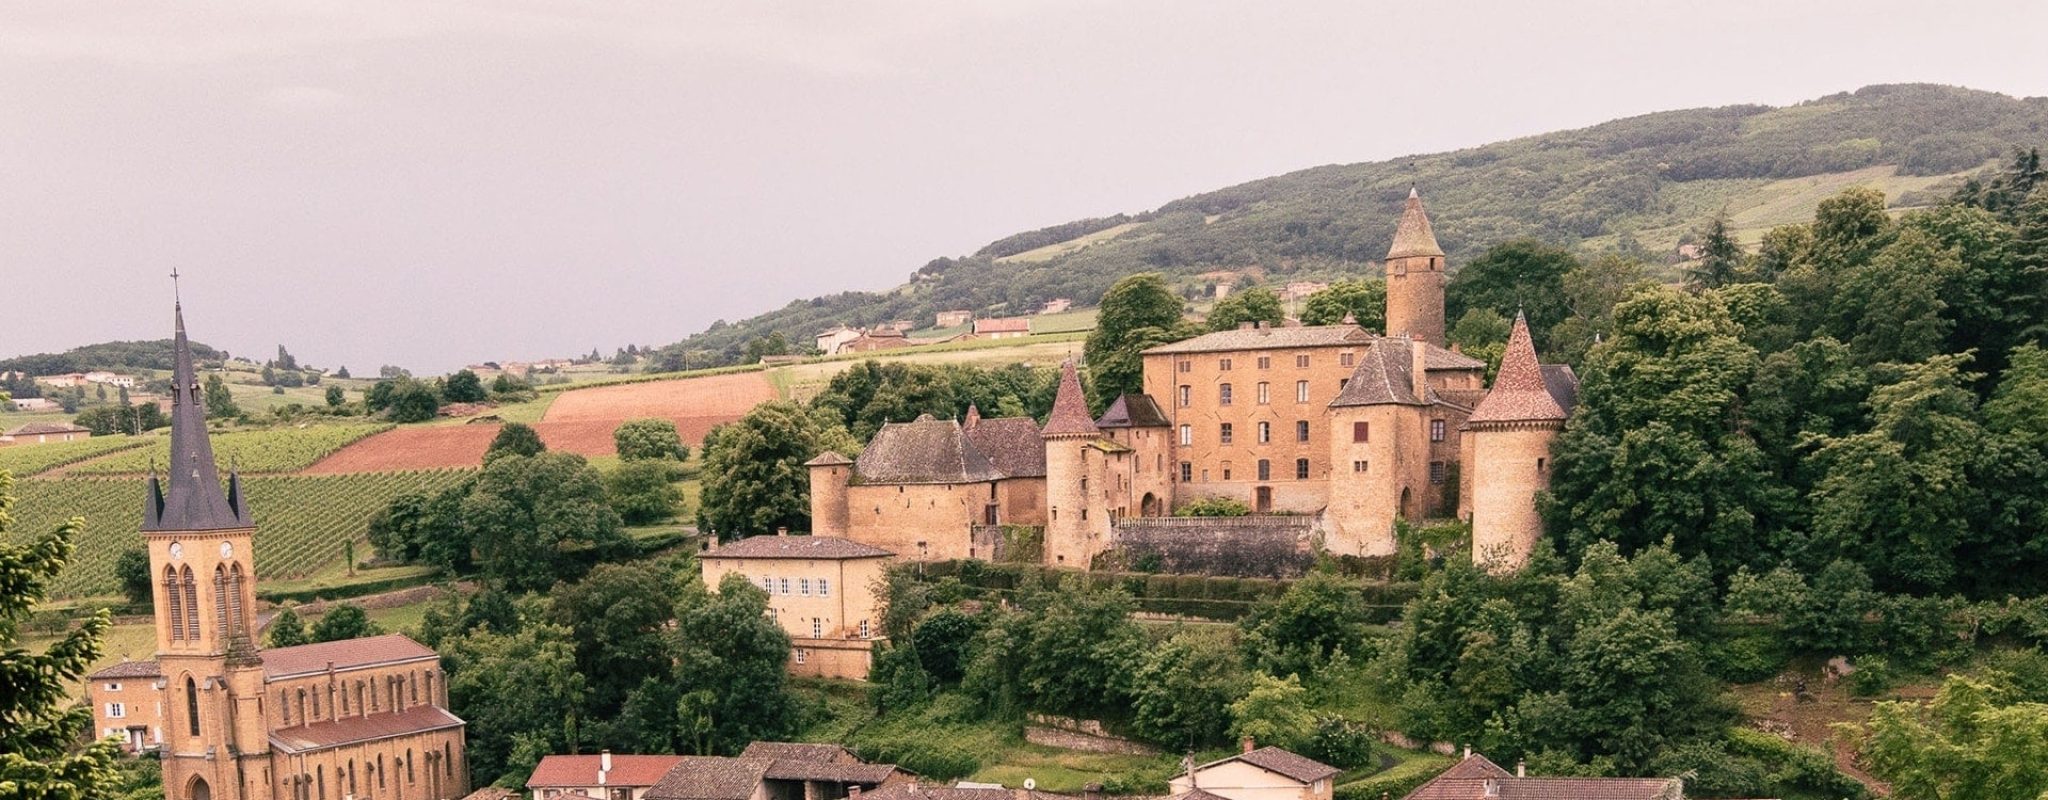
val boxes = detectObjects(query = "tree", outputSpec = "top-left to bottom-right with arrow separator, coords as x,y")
369,377 -> 441,423
335,365 -> 351,379
324,385 -> 345,408
1014,581 -> 1146,719
443,623 -> 586,787
114,548 -> 151,605
1300,279 -> 1387,328
1238,571 -> 1374,676
74,403 -> 165,436
366,479 -> 476,572
1446,239 -> 1579,347
260,365 -> 277,386
607,460 -> 683,524
1229,673 -> 1316,752
909,607 -> 983,686
443,369 -> 488,403
548,563 -> 680,714
267,606 -> 309,647
697,402 -> 856,539
486,422 -> 547,463
464,452 -> 630,591
1686,210 -> 1745,290
669,574 -> 799,754
310,603 -> 383,642
1206,286 -> 1285,332
0,471 -> 122,800
1861,674 -> 2048,800
1130,630 -> 1246,749
204,374 -> 239,419
1086,273 -> 1191,398
614,418 -> 688,462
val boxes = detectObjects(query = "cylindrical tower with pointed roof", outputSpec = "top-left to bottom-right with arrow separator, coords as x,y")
1465,312 -> 1575,572
1041,360 -> 1104,567
1384,187 -> 1448,346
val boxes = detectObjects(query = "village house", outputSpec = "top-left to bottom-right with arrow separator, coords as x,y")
526,753 -> 688,800
85,370 -> 139,388
124,300 -> 469,800
934,310 -> 973,328
844,327 -> 914,353
1038,298 -> 1073,315
808,189 -> 1577,572
1168,745 -> 1337,800
817,326 -> 864,355
2,421 -> 94,446
1400,753 -> 1683,800
8,397 -> 59,412
37,372 -> 90,388
700,533 -> 894,680
88,659 -> 167,752
634,743 -> 901,800
971,317 -> 1031,339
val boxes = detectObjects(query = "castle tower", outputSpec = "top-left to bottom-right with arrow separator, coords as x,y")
1384,187 -> 1448,346
144,301 -> 269,800
805,451 -> 854,537
1465,312 -> 1571,572
1041,360 -> 1105,566
1325,339 -> 1431,556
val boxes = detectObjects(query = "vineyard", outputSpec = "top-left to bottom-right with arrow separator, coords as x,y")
67,424 -> 394,475
0,436 -> 148,477
3,469 -> 474,598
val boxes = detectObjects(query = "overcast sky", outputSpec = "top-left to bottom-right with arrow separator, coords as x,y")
4,1 -> 2046,373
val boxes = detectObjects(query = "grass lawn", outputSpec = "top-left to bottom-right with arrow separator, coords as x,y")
259,562 -> 443,601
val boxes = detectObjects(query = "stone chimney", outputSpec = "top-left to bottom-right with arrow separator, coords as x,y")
777,527 -> 789,537
1514,760 -> 1525,778
1410,334 -> 1428,401
1241,735 -> 1255,754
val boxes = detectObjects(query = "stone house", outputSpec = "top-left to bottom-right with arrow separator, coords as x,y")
88,659 -> 167,752
700,534 -> 894,680
1401,753 -> 1682,799
637,744 -> 899,800
817,327 -> 864,355
1168,746 -> 1338,800
844,328 -> 913,353
808,409 -> 1048,563
527,753 -> 686,800
1038,298 -> 1074,315
934,310 -> 973,328
971,318 -> 1031,339
2,421 -> 94,446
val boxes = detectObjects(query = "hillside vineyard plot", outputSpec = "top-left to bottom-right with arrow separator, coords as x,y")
2,469 -> 473,598
0,436 -> 149,477
67,424 -> 393,475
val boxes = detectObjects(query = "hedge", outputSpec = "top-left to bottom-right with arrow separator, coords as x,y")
914,560 -> 1418,622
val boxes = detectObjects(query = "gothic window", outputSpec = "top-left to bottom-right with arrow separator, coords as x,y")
378,755 -> 386,789
407,749 -> 415,784
213,565 -> 229,639
165,567 -> 185,641
411,672 -> 420,704
1296,459 -> 1311,480
184,676 -> 200,736
279,691 -> 290,725
180,567 -> 199,643
228,563 -> 247,637
445,743 -> 454,777
317,766 -> 325,800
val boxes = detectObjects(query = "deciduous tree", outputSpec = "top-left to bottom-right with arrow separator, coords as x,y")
464,452 -> 630,591
613,418 -> 689,462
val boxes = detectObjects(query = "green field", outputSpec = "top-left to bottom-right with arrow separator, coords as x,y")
0,437 -> 150,477
67,423 -> 392,475
4,469 -> 474,598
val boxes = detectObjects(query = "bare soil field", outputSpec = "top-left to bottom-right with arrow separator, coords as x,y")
542,371 -> 775,423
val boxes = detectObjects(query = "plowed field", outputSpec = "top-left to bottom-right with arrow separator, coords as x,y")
303,371 -> 775,473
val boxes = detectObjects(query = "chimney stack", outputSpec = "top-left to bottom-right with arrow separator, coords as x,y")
1515,760 -> 1525,778
1409,334 -> 1428,401
1463,745 -> 1472,760
777,527 -> 789,537
1241,735 -> 1255,754
601,750 -> 612,772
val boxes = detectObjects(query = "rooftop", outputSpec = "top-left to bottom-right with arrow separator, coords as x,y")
261,633 -> 439,679
645,757 -> 774,800
1468,313 -> 1575,425
856,415 -> 1007,484
528,755 -> 688,788
1401,755 -> 1681,800
1387,187 -> 1446,260
5,422 -> 92,436
1190,746 -> 1339,784
1142,324 -> 1375,355
268,704 -> 464,754
963,416 -> 1047,478
1095,394 -> 1170,428
88,659 -> 162,680
709,535 -> 894,560
1041,360 -> 1100,438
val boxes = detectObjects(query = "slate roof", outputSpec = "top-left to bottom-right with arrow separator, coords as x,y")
963,417 -> 1047,478
1329,339 -> 1424,407
89,659 -> 162,680
261,633 -> 438,679
144,302 -> 253,533
5,422 -> 92,436
268,704 -> 463,754
1143,325 -> 1375,355
855,416 -> 1006,484
710,535 -> 894,560
1468,313 -> 1573,425
528,755 -> 687,788
1228,746 -> 1341,783
1041,360 -> 1100,438
1388,187 -> 1446,260
1095,394 -> 1170,428
645,757 -> 774,800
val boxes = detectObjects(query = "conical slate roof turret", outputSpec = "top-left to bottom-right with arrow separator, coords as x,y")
1468,312 -> 1569,424
143,302 -> 253,531
1386,187 -> 1445,260
1041,360 -> 1100,438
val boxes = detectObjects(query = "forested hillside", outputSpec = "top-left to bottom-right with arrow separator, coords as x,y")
656,84 -> 2048,365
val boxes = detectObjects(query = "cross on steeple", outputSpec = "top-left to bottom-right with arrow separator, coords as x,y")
170,268 -> 182,303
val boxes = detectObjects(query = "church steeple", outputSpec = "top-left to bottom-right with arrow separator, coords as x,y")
143,300 -> 252,531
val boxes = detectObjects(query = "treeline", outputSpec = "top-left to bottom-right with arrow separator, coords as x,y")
0,338 -> 223,376
969,213 -> 1142,260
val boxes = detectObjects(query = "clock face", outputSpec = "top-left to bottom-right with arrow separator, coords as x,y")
219,541 -> 234,560
168,542 -> 183,560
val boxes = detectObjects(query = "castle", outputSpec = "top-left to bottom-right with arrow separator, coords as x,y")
808,189 -> 1577,570
93,300 -> 469,800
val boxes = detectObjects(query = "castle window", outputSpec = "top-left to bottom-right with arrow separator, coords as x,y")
105,682 -> 120,691
1221,463 -> 1232,480
1296,354 -> 1310,368
181,567 -> 199,645
445,743 -> 454,777
378,755 -> 386,789
1257,356 -> 1270,369
779,578 -> 791,595
859,619 -> 871,638
1430,462 -> 1447,484
1177,359 -> 1191,373
1338,378 -> 1349,390
1353,422 -> 1369,443
1257,460 -> 1271,481
1296,459 -> 1311,480
1179,425 -> 1192,446
799,578 -> 811,596
107,702 -> 125,718
1219,384 -> 1233,405
812,618 -> 823,638
818,578 -> 830,596
185,677 -> 200,736
1353,461 -> 1367,473
1220,423 -> 1233,445
1219,358 -> 1232,371
1256,382 -> 1270,404
1430,419 -> 1446,442
795,649 -> 808,665
1179,462 -> 1192,481
1340,352 -> 1355,367
759,576 -> 773,593
318,766 -> 325,800
1296,380 -> 1309,403
1296,420 -> 1310,442
1178,385 -> 1190,408
1538,457 -> 1546,473
1257,422 -> 1271,443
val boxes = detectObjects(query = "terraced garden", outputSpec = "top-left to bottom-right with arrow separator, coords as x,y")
3,469 -> 473,598
0,436 -> 149,477
67,423 -> 393,475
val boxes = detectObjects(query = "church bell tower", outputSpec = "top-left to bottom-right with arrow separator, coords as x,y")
145,297 -> 270,800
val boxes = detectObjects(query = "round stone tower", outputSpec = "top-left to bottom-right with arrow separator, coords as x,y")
805,451 -> 854,537
1384,187 -> 1448,346
1465,312 -> 1572,572
1041,359 -> 1103,567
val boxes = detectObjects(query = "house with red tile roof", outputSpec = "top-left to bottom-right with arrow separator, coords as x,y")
1401,753 -> 1683,800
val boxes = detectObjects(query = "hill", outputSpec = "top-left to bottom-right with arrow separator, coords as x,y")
0,338 -> 224,376
655,83 -> 2048,363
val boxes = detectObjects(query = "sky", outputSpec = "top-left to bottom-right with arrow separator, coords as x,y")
3,1 -> 2046,373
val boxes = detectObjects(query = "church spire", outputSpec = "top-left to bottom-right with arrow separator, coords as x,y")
144,298 -> 251,531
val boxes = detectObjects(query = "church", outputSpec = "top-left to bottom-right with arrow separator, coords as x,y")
118,300 -> 469,800
807,189 -> 1577,571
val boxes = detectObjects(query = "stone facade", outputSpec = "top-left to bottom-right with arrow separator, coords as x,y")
700,534 -> 892,680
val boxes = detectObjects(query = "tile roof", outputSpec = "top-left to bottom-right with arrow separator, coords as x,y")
1426,345 -> 1486,370
1430,756 -> 1512,781
1388,187 -> 1446,260
710,535 -> 894,560
739,742 -> 856,762
645,757 -> 774,800
268,704 -> 463,754
1402,777 -> 1680,800
856,416 -> 1006,484
973,318 -> 1032,334
761,761 -> 898,784
89,659 -> 162,680
1329,339 -> 1423,407
1142,325 -> 1375,355
528,755 -> 688,788
1169,790 -> 1233,800
860,786 -> 1075,800
6,422 -> 92,436
806,451 -> 854,467
1468,313 -> 1571,425
963,417 -> 1047,478
1041,360 -> 1099,438
1095,394 -> 1170,428
261,633 -> 438,679
1229,746 -> 1340,783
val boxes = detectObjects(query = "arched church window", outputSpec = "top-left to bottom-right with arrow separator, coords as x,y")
228,563 -> 248,636
180,566 -> 199,643
213,565 -> 229,640
184,676 -> 201,736
165,567 -> 185,640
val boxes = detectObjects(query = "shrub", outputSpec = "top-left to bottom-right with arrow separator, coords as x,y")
1847,655 -> 1893,698
1176,496 -> 1251,517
